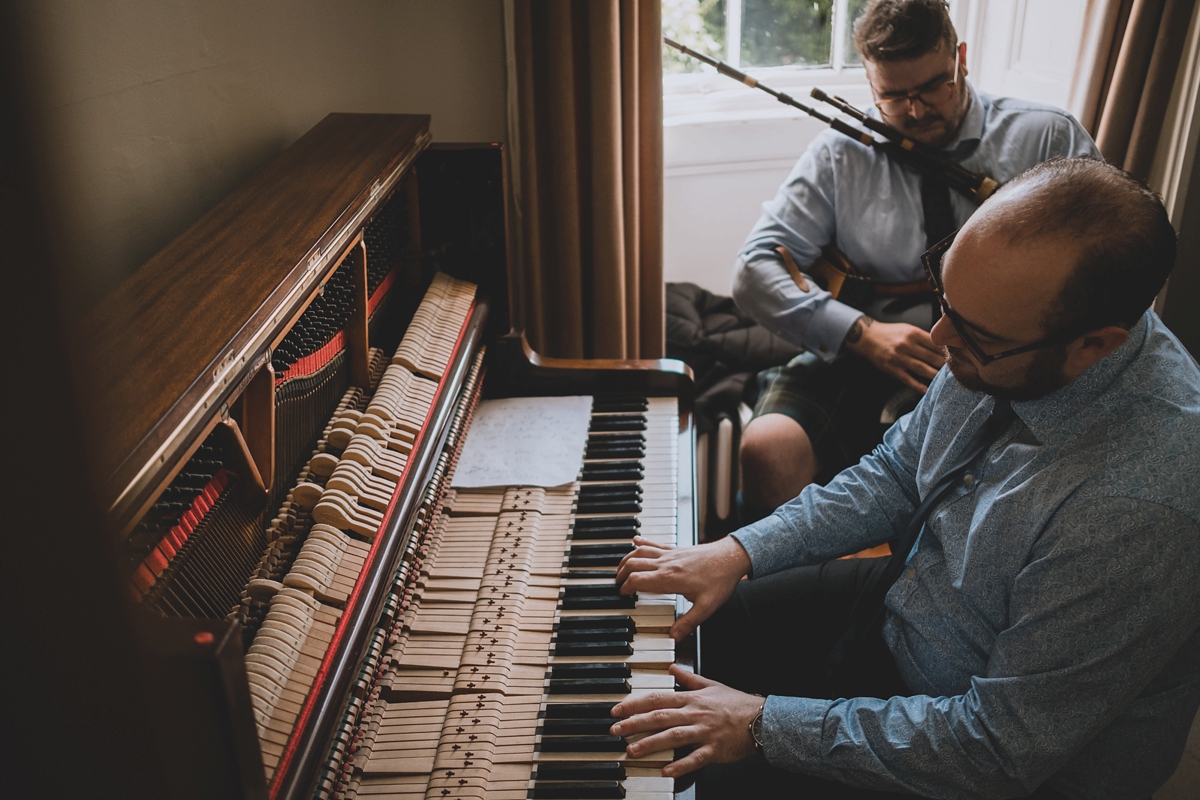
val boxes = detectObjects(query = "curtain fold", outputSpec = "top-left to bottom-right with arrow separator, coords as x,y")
505,0 -> 665,360
1092,0 -> 1195,180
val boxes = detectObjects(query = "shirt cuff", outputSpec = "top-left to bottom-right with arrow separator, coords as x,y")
731,514 -> 798,579
804,299 -> 863,362
762,695 -> 833,771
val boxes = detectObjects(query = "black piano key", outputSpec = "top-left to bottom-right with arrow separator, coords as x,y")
547,678 -> 631,695
589,415 -> 647,432
578,490 -> 642,503
570,544 -> 636,557
577,494 -> 642,509
568,553 -> 628,567
562,584 -> 624,598
532,780 -> 626,799
575,517 -> 640,532
585,444 -> 645,456
561,595 -> 636,610
551,663 -> 632,680
539,735 -> 628,753
581,457 -> 643,468
579,484 -> 642,499
535,762 -> 626,781
583,438 -> 643,450
571,526 -> 637,541
580,462 -> 644,481
588,430 -> 644,442
541,718 -> 620,736
544,702 -> 618,719
557,615 -> 635,631
592,397 -> 648,413
575,500 -> 641,514
554,641 -> 635,657
566,569 -> 619,579
577,495 -> 642,509
585,445 -> 646,460
554,627 -> 634,643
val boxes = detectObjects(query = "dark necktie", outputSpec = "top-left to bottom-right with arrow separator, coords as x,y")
825,398 -> 1017,678
920,172 -> 958,249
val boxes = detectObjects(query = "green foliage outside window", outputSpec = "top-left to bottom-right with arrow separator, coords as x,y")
661,0 -> 870,73
843,0 -> 870,66
662,0 -> 726,73
740,0 -> 833,68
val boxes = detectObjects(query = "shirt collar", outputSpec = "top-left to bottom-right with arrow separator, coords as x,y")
1011,313 -> 1150,441
941,82 -> 985,155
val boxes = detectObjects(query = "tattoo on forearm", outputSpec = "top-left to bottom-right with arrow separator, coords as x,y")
845,315 -> 874,344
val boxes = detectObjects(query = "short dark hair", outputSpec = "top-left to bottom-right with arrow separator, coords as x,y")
998,158 -> 1177,333
854,0 -> 957,62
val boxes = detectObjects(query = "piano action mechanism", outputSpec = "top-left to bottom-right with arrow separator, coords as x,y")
81,113 -> 697,799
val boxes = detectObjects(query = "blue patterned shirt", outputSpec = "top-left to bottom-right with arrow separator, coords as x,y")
732,312 -> 1200,798
731,85 -> 1100,361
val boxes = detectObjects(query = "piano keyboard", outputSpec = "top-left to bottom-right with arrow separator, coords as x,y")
227,270 -> 686,798
342,397 -> 681,800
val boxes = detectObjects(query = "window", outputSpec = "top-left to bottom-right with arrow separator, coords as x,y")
664,0 -> 870,74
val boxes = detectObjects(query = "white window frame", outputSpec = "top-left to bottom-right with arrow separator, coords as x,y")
664,0 -> 868,126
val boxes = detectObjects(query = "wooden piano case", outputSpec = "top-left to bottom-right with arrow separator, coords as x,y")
79,112 -> 694,799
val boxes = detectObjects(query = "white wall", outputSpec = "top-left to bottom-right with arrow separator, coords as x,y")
664,109 -> 850,295
15,0 -> 507,314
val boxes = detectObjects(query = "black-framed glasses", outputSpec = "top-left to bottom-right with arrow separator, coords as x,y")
921,231 -> 1083,366
875,55 -> 961,117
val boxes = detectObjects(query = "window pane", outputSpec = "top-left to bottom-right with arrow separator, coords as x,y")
842,0 -> 870,66
740,0 -> 834,69
663,0 -> 727,74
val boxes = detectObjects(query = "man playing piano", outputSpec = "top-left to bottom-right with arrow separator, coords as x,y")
613,158 -> 1200,799
735,0 -> 1100,521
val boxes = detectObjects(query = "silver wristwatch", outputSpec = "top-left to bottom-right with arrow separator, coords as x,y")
749,703 -> 766,754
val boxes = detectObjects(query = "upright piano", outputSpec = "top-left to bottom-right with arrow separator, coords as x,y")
80,113 -> 696,800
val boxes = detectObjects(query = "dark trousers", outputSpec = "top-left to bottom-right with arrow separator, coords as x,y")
695,558 -> 1069,800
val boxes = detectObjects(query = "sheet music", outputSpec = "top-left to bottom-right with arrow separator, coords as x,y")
452,395 -> 593,488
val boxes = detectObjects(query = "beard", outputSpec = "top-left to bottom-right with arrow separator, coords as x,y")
946,345 -> 1070,402
896,90 -> 971,148
899,113 -> 953,146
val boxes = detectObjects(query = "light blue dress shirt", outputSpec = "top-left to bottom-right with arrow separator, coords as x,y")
731,85 -> 1101,361
732,312 -> 1200,799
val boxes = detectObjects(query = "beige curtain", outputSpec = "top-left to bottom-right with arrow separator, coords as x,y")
1091,0 -> 1196,179
505,0 -> 665,360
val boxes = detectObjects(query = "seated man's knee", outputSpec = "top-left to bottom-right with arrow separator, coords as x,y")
740,414 -> 818,507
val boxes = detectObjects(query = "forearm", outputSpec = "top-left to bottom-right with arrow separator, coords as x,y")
732,253 -> 861,359
733,390 -> 931,576
763,692 -> 1046,799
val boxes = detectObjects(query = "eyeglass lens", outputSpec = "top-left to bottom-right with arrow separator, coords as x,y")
877,59 -> 960,115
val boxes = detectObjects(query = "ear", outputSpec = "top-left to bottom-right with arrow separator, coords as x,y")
1065,325 -> 1129,375
958,42 -> 969,77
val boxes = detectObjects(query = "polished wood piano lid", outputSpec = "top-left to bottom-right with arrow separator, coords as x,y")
80,112 -> 431,528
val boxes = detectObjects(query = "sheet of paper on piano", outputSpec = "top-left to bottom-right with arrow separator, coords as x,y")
452,395 -> 594,487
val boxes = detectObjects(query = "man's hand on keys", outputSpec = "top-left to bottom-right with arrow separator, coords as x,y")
610,664 -> 763,777
615,535 -> 752,641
